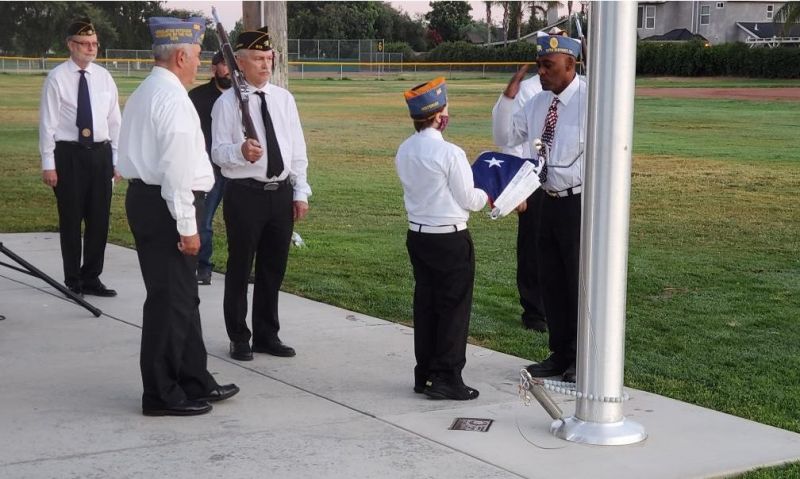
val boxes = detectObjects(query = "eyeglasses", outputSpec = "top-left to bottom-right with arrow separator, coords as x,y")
71,40 -> 100,49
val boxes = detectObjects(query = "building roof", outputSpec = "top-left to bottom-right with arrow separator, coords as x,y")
642,28 -> 708,42
737,22 -> 800,39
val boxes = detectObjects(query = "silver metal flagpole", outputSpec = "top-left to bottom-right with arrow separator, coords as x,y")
550,0 -> 647,445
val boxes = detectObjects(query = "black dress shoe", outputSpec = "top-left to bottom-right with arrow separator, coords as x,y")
66,285 -> 83,297
196,270 -> 212,285
82,283 -> 117,297
229,341 -> 253,361
252,339 -> 296,357
526,354 -> 570,378
192,384 -> 240,403
562,364 -> 576,383
142,399 -> 212,417
423,379 -> 479,401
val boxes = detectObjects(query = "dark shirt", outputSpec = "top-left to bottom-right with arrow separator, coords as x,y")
188,78 -> 225,156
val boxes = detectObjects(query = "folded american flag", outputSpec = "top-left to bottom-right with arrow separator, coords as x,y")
472,151 -> 542,219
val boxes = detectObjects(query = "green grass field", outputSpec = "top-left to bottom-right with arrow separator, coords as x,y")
1,72 -> 799,477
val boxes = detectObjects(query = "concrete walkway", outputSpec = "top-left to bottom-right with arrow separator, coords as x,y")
1,232 -> 798,478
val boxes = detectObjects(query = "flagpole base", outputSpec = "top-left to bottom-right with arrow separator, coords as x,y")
551,416 -> 646,446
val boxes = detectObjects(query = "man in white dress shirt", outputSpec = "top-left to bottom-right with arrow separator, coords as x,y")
493,32 -> 587,383
38,18 -> 120,297
118,17 -> 239,417
396,77 -> 487,400
491,74 -> 547,333
211,27 -> 311,361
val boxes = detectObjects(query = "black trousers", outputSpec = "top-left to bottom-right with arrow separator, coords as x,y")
222,180 -> 293,346
53,142 -> 113,288
517,189 -> 546,322
125,181 -> 217,409
406,229 -> 475,386
535,193 -> 581,366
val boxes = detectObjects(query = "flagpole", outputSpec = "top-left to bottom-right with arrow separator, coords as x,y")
550,0 -> 647,445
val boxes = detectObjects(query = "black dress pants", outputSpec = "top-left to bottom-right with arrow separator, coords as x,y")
53,142 -> 113,288
517,188 -> 546,322
536,193 -> 581,366
222,180 -> 293,346
126,181 -> 217,409
406,229 -> 475,385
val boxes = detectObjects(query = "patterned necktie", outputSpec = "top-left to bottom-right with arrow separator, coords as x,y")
76,70 -> 94,147
254,91 -> 284,178
539,97 -> 559,184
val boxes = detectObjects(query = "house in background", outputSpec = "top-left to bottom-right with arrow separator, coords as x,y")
637,1 -> 796,46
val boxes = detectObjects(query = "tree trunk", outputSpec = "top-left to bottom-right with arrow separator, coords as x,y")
263,1 -> 288,89
242,1 -> 260,30
485,1 -> 493,43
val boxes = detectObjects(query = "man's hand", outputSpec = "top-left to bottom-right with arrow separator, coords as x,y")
241,138 -> 263,163
516,200 -> 528,214
113,169 -> 122,183
177,234 -> 201,256
42,169 -> 58,188
503,64 -> 531,99
293,201 -> 309,221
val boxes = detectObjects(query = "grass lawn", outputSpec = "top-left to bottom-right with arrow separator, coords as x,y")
1,72 -> 798,477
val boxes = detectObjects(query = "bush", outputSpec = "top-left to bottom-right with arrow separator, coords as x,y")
383,42 -> 416,62
425,41 -> 537,63
637,41 -> 800,78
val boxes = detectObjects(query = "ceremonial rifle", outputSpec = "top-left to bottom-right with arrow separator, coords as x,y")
573,11 -> 588,73
211,6 -> 258,141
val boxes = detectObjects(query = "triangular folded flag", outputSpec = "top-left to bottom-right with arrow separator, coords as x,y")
472,151 -> 542,219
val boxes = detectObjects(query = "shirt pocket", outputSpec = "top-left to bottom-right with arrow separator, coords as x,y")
553,125 -> 584,168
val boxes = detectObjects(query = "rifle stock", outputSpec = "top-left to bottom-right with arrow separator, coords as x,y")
212,7 -> 259,141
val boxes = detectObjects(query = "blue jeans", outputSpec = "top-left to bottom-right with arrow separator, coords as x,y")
198,170 -> 226,274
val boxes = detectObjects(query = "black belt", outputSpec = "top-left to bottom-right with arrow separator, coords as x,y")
544,186 -> 582,198
128,179 -> 206,199
229,177 -> 289,191
56,140 -> 110,150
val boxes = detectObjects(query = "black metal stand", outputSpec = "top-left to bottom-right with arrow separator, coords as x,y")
0,241 -> 102,317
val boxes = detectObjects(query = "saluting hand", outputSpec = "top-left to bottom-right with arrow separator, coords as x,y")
178,234 -> 201,256
503,64 -> 531,100
241,138 -> 263,163
42,169 -> 58,188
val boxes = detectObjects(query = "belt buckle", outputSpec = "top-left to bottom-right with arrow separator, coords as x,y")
546,190 -> 558,198
263,182 -> 279,191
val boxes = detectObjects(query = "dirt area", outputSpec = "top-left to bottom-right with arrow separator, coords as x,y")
637,87 -> 800,101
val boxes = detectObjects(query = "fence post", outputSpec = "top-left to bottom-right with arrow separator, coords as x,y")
301,63 -> 304,80
340,64 -> 343,80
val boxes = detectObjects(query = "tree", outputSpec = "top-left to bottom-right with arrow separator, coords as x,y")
90,1 -> 164,51
287,2 -> 427,51
775,2 -> 800,35
424,1 -> 473,44
499,1 -> 511,45
508,1 -> 524,40
484,1 -> 494,43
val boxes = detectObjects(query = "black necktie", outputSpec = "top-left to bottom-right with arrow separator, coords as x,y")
539,97 -> 559,184
254,91 -> 284,178
76,70 -> 94,147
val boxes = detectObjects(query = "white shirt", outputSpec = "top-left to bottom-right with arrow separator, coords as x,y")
493,75 -> 587,193
491,75 -> 542,157
395,128 -> 487,226
117,66 -> 214,237
38,58 -> 121,170
211,82 -> 311,203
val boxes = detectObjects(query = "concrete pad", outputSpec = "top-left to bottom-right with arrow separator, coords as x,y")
1,232 -> 799,478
